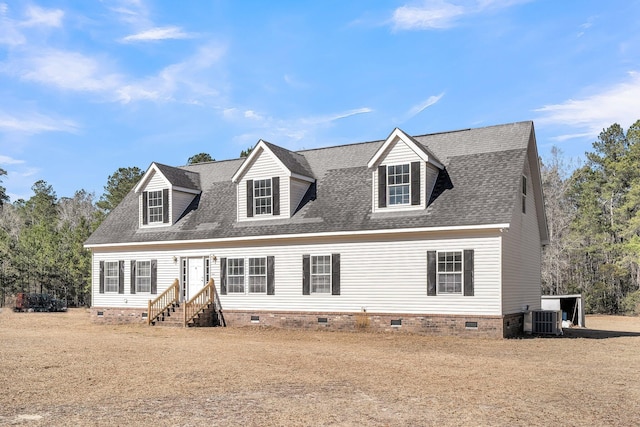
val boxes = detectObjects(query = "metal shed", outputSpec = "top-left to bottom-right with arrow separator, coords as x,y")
541,294 -> 585,328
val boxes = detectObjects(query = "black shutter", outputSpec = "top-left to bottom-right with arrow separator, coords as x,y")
427,251 -> 436,296
464,250 -> 474,296
302,255 -> 310,295
220,257 -> 227,295
246,180 -> 254,218
99,261 -> 105,294
331,254 -> 340,296
378,165 -> 387,208
150,259 -> 157,294
162,189 -> 169,223
272,177 -> 280,216
267,256 -> 275,295
118,260 -> 125,294
142,191 -> 148,225
411,161 -> 420,206
130,260 -> 136,294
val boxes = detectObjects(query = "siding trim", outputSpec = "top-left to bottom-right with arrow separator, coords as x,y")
86,223 -> 510,248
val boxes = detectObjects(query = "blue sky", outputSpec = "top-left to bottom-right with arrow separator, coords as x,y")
1,0 -> 640,202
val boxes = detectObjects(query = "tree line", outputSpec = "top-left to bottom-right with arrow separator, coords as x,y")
0,149 -> 253,307
1,133 -> 640,314
541,121 -> 640,315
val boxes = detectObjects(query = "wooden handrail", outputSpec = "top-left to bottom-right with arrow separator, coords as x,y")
184,278 -> 215,327
147,279 -> 180,326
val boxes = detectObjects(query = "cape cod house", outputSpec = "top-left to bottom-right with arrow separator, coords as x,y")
85,121 -> 548,337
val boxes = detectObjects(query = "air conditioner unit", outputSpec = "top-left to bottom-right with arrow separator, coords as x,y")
530,310 -> 563,335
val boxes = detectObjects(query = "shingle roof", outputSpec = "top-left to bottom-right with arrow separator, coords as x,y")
154,163 -> 200,190
261,141 -> 314,179
85,121 -> 534,246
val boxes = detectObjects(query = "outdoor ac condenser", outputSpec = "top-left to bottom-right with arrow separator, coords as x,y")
531,310 -> 563,335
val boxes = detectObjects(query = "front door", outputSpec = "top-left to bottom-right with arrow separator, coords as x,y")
186,257 -> 205,301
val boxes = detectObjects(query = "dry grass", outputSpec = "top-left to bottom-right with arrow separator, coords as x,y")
1,309 -> 639,426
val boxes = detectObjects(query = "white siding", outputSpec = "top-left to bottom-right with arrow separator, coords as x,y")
172,190 -> 196,223
237,148 -> 289,221
92,230 -> 503,316
372,139 -> 426,213
92,248 -> 183,309
290,178 -> 311,216
501,153 -> 542,314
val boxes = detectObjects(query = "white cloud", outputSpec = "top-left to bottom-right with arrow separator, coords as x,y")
226,107 -> 374,149
244,110 -> 264,121
536,71 -> 640,141
391,0 -> 529,30
0,155 -> 24,165
325,107 -> 374,122
20,5 -> 64,28
393,1 -> 465,30
109,0 -> 150,28
121,26 -> 192,42
1,40 -> 225,105
2,48 -> 123,93
406,93 -> 444,119
116,42 -> 226,104
0,112 -> 79,135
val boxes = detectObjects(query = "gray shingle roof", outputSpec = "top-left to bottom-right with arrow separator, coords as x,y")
85,121 -> 534,246
261,141 -> 314,179
154,163 -> 200,190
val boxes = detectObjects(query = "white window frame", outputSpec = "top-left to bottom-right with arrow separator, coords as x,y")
135,260 -> 151,293
147,190 -> 164,223
227,258 -> 245,294
437,251 -> 463,294
311,255 -> 332,294
387,164 -> 410,206
254,179 -> 272,216
248,257 -> 267,294
104,261 -> 119,293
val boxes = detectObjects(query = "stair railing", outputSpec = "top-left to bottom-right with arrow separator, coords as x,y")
147,279 -> 180,326
184,278 -> 215,327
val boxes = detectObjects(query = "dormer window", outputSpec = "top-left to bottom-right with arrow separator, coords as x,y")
254,179 -> 272,215
388,164 -> 410,205
246,177 -> 280,218
142,189 -> 169,226
148,191 -> 164,223
377,162 -> 421,209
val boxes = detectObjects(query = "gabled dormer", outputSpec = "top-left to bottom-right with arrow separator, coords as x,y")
134,163 -> 201,228
232,140 -> 315,222
368,128 -> 443,213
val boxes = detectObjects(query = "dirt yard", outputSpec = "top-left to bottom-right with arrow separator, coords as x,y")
1,309 -> 639,426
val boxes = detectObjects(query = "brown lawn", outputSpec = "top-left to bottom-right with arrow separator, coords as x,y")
1,309 -> 639,426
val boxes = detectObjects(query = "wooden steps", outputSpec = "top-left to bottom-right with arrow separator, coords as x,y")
150,302 -> 223,327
